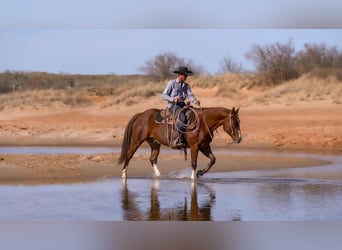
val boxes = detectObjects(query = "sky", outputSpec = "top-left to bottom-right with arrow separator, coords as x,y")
1,0 -> 342,75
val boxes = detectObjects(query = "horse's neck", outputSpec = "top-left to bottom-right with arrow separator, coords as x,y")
203,107 -> 230,130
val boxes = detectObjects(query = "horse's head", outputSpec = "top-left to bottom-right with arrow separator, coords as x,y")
223,107 -> 242,144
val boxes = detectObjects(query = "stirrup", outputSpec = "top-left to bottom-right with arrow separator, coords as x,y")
171,138 -> 184,149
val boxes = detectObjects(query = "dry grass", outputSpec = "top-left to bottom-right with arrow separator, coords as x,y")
0,71 -> 154,93
191,73 -> 262,99
190,72 -> 341,106
0,71 -> 340,110
0,72 -> 157,109
100,81 -> 164,107
248,73 -> 342,105
193,73 -> 260,89
0,89 -> 91,110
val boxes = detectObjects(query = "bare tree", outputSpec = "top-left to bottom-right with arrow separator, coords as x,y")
296,43 -> 342,74
219,55 -> 243,74
138,52 -> 205,80
246,39 -> 298,85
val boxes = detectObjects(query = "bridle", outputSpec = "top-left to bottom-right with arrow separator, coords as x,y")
229,111 -> 241,142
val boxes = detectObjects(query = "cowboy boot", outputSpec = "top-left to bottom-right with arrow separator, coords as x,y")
171,131 -> 184,149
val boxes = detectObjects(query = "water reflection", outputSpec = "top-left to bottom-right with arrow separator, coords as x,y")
121,179 -> 216,221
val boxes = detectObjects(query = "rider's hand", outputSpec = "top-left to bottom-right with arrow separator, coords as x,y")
173,97 -> 180,103
194,100 -> 201,106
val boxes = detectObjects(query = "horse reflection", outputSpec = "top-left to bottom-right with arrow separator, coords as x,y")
121,180 -> 216,221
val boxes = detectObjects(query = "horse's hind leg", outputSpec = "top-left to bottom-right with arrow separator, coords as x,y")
122,142 -> 142,178
146,138 -> 161,177
197,146 -> 216,177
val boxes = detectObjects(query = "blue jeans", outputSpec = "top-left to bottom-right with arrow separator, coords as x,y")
168,103 -> 186,132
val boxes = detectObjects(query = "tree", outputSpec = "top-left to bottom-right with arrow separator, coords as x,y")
296,43 -> 342,74
246,39 -> 298,85
138,52 -> 204,80
219,55 -> 243,74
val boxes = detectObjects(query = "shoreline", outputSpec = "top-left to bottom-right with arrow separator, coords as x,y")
0,142 -> 341,156
0,145 -> 334,185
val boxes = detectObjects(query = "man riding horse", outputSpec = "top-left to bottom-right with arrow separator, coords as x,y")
162,66 -> 200,149
119,66 -> 242,180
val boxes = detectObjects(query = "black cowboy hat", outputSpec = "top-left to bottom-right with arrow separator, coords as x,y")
173,66 -> 193,76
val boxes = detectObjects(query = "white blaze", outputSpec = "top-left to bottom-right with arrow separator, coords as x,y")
153,164 -> 161,177
122,169 -> 127,179
191,169 -> 196,180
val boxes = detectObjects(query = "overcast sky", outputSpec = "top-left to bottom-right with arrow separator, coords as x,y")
1,0 -> 341,75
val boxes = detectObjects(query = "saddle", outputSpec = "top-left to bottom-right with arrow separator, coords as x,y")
155,105 -> 197,150
155,109 -> 173,124
155,108 -> 182,148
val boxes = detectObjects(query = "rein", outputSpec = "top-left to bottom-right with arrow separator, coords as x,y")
199,106 -> 213,139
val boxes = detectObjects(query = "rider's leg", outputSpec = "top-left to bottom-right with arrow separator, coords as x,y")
169,105 -> 185,148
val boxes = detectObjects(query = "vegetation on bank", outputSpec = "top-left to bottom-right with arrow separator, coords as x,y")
0,69 -> 341,110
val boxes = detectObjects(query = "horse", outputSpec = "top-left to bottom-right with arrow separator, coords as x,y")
118,106 -> 242,180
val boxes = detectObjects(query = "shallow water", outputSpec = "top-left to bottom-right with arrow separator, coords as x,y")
0,147 -> 341,221
0,175 -> 341,221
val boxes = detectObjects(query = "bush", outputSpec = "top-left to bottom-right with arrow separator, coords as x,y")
246,39 -> 298,85
295,43 -> 342,75
219,55 -> 243,74
138,52 -> 205,80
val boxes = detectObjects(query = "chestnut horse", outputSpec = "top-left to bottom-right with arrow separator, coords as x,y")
118,106 -> 242,180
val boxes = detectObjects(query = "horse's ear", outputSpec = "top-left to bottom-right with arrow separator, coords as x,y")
232,107 -> 235,113
236,106 -> 240,113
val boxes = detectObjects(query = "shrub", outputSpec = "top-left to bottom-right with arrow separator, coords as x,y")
138,52 -> 205,80
246,39 -> 298,85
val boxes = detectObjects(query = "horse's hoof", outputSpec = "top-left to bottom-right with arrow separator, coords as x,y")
196,170 -> 204,178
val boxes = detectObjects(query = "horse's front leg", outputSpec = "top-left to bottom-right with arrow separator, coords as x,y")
190,145 -> 199,180
147,138 -> 161,177
197,146 -> 216,177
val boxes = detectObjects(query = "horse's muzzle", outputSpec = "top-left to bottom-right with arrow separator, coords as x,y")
232,138 -> 242,144
233,134 -> 242,144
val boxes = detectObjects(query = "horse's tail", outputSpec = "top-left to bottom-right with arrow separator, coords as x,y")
118,112 -> 141,165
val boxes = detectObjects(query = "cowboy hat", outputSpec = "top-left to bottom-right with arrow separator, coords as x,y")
173,66 -> 193,76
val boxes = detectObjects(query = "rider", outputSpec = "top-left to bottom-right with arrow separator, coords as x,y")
162,66 -> 200,149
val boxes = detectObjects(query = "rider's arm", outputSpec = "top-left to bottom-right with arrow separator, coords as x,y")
162,80 -> 176,102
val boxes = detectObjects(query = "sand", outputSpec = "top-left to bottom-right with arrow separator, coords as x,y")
0,89 -> 341,184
